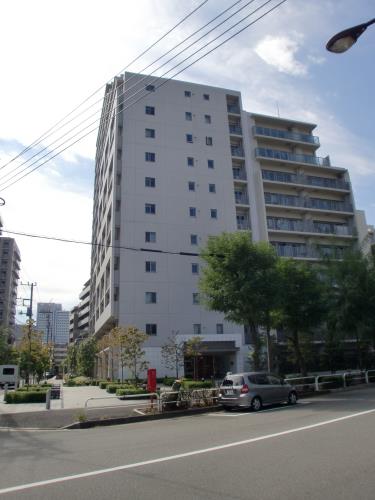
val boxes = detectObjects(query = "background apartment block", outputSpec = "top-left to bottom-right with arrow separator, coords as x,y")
0,237 -> 21,339
90,73 -> 366,379
69,279 -> 90,343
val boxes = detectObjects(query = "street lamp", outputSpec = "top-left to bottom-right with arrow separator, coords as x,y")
326,18 -> 375,53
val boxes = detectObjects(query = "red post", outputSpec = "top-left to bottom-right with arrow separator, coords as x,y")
147,368 -> 157,409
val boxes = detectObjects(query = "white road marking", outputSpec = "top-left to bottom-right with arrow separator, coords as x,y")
0,407 -> 374,495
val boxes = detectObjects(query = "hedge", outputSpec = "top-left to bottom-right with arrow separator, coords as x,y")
181,380 -> 214,390
106,384 -> 136,394
116,388 -> 148,397
5,391 -> 47,404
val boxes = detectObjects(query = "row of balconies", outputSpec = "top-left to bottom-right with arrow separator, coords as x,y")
256,147 -> 331,167
253,126 -> 320,146
264,193 -> 353,213
262,169 -> 350,191
271,242 -> 346,260
267,218 -> 355,237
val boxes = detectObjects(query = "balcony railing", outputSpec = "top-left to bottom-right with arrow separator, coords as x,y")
235,193 -> 249,205
231,146 -> 245,157
264,194 -> 353,213
267,219 -> 354,236
272,242 -> 345,259
253,126 -> 320,145
255,148 -> 330,167
233,169 -> 247,180
262,170 -> 349,190
237,221 -> 250,230
229,124 -> 243,135
227,104 -> 240,114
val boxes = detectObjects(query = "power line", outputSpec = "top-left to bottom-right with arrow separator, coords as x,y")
0,0 -> 287,192
0,0 -> 209,173
0,0 -> 249,186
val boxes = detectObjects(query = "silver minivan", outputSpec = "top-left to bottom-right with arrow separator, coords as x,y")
218,372 -> 297,411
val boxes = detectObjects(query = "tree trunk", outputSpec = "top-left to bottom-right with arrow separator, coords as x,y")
249,322 -> 262,370
355,331 -> 363,370
291,330 -> 307,376
266,324 -> 273,373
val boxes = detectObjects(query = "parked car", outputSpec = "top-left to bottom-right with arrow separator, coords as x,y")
218,372 -> 297,411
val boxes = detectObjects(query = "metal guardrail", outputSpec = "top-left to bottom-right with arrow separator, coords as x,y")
286,370 -> 375,392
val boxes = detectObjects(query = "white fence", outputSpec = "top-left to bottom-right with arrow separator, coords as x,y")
286,370 -> 375,392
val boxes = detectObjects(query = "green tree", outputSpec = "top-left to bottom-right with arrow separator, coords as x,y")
65,343 -> 78,375
184,336 -> 203,380
110,326 -> 148,385
161,331 -> 184,379
276,259 -> 327,376
77,337 -> 98,377
18,321 -> 50,384
199,232 -> 279,370
327,250 -> 375,369
0,326 -> 18,365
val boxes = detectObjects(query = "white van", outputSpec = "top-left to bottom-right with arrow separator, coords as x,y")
0,365 -> 19,389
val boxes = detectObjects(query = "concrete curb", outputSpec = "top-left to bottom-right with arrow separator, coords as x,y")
64,405 -> 223,429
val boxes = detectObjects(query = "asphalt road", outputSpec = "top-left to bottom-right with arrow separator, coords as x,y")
1,387 -> 375,499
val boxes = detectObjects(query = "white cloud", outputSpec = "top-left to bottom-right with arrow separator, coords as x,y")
254,34 -> 307,76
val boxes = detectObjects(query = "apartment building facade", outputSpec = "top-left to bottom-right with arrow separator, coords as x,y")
0,237 -> 21,338
90,73 -> 364,379
69,279 -> 90,343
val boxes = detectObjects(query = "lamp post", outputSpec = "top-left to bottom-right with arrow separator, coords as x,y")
326,18 -> 375,53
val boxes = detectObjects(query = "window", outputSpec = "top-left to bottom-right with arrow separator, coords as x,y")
193,323 -> 201,335
209,183 -> 216,193
145,152 -> 156,162
192,293 -> 200,305
192,263 -> 199,274
216,324 -> 224,334
185,111 -> 192,121
187,157 -> 194,167
190,234 -> 198,245
186,134 -> 193,143
189,207 -> 196,217
145,203 -> 156,214
188,181 -> 195,191
210,209 -> 217,219
145,177 -> 156,187
145,231 -> 156,243
145,128 -> 155,138
204,114 -> 211,124
145,106 -> 155,115
145,292 -> 157,304
207,159 -> 214,169
146,324 -> 157,336
145,261 -> 156,273
184,90 -> 191,97
206,136 -> 213,146
203,93 -> 210,100
145,84 -> 155,92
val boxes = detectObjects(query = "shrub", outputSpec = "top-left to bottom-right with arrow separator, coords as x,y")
116,387 -> 147,397
182,380 -> 213,390
106,384 -> 135,393
17,385 -> 51,392
5,391 -> 47,404
162,377 -> 175,386
99,381 -> 109,389
72,376 -> 91,386
64,379 -> 76,387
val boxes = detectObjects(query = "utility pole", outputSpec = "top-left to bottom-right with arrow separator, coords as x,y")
20,282 -> 37,385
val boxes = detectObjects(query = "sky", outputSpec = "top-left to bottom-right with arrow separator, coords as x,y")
0,0 -> 374,320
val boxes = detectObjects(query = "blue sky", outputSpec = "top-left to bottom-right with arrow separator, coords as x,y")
0,0 -> 374,317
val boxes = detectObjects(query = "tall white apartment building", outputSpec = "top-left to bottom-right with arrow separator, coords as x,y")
91,73 -> 363,379
69,279 -> 90,343
0,237 -> 21,337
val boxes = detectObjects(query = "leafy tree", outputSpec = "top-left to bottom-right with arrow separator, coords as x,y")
77,337 -> 98,377
199,232 -> 279,369
18,320 -> 51,383
327,250 -> 375,369
97,331 -> 118,380
65,343 -> 78,375
0,326 -> 18,365
109,326 -> 148,385
161,331 -> 184,379
276,259 -> 327,376
184,336 -> 203,380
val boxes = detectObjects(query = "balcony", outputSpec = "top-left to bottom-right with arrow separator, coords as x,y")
235,193 -> 249,205
237,220 -> 250,230
227,104 -> 240,114
264,194 -> 353,213
229,124 -> 243,135
272,242 -> 345,260
255,148 -> 331,167
233,169 -> 247,181
262,170 -> 350,191
231,146 -> 245,157
267,219 -> 355,237
253,126 -> 320,146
